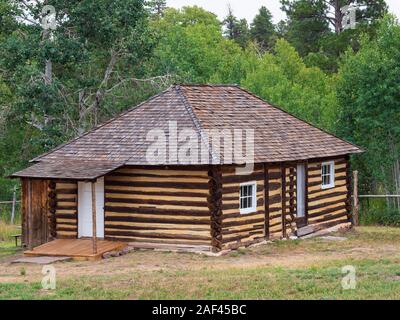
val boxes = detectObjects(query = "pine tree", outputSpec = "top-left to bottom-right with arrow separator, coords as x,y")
250,6 -> 276,51
148,0 -> 167,17
281,0 -> 329,56
223,5 -> 237,39
223,6 -> 249,48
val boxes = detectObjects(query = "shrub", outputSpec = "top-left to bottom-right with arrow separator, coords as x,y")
360,207 -> 400,226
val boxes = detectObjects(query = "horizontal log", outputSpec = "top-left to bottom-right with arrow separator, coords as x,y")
269,194 -> 282,205
105,229 -> 211,241
104,188 -> 207,198
308,198 -> 347,211
105,205 -> 210,217
308,191 -> 348,203
56,226 -> 77,232
309,210 -> 348,224
105,215 -> 210,225
57,234 -> 77,239
56,183 -> 77,189
55,189 -> 78,195
269,220 -> 282,228
106,180 -> 209,189
107,171 -> 208,180
105,223 -> 210,232
310,217 -> 349,230
268,182 -> 281,192
55,220 -> 77,226
222,231 -> 264,244
105,197 -> 206,207
222,172 -> 264,184
104,235 -> 210,246
223,217 -> 265,228
268,171 -> 282,180
55,205 -> 77,211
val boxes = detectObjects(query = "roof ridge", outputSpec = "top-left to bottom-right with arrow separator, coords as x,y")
32,86 -> 175,163
237,86 -> 364,153
175,85 -> 219,164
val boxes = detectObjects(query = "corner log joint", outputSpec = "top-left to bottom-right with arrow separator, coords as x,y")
208,166 -> 223,253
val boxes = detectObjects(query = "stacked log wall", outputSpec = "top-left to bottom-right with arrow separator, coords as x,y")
306,157 -> 351,230
282,166 -> 298,237
268,166 -> 284,239
220,164 -> 266,250
103,166 -> 212,247
55,181 -> 78,238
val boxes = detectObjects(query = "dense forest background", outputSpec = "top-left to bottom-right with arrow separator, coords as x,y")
0,0 -> 399,220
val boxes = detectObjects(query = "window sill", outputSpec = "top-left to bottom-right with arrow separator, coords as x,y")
321,184 -> 335,190
240,208 -> 257,215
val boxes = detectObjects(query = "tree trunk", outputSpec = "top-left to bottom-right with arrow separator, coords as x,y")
45,59 -> 52,85
42,29 -> 53,85
333,0 -> 343,34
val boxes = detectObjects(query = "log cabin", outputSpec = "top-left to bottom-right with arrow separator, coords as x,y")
12,84 -> 363,255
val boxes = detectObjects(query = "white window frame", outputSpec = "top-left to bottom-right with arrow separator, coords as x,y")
321,161 -> 335,189
239,181 -> 257,214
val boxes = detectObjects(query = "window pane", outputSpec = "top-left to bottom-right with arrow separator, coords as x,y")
240,183 -> 256,212
322,163 -> 334,187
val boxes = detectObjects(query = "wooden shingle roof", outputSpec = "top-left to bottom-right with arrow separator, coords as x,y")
12,85 -> 362,179
12,160 -> 124,180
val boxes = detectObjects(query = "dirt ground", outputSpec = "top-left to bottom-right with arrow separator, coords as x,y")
1,226 -> 399,285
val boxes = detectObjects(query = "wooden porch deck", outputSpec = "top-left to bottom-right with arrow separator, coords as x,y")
24,239 -> 127,261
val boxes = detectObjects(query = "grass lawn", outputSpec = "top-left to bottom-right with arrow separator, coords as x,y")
0,222 -> 22,261
1,226 -> 400,300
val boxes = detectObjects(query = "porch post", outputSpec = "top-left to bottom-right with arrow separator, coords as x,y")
91,181 -> 97,254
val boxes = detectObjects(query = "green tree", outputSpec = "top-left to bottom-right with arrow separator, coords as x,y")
281,0 -> 330,56
337,15 -> 400,205
151,6 -> 244,83
0,0 -> 166,180
148,0 -> 167,17
325,0 -> 388,34
242,39 -> 338,131
281,0 -> 388,71
250,6 -> 276,51
223,6 -> 249,48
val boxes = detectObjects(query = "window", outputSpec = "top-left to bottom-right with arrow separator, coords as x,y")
321,161 -> 335,189
239,181 -> 257,214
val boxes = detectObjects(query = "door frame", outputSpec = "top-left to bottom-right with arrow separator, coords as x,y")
296,162 -> 308,228
77,177 -> 105,238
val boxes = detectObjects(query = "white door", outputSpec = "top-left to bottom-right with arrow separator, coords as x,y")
297,164 -> 306,218
78,177 -> 104,238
